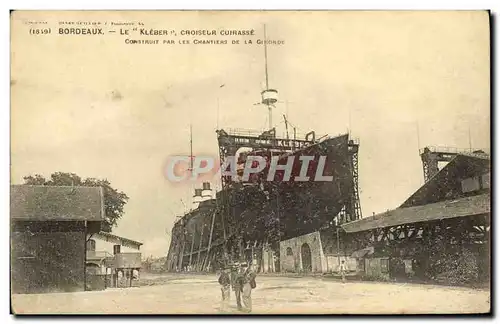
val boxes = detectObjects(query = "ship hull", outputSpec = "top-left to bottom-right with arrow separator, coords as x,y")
165,134 -> 359,272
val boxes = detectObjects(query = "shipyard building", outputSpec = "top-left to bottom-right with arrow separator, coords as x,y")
165,146 -> 490,285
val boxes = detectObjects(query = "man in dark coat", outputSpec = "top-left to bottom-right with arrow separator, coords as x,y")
230,262 -> 243,310
218,266 -> 231,311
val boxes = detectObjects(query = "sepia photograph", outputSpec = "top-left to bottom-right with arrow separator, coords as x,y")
9,10 -> 491,315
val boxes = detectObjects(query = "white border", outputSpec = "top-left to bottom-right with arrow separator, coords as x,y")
1,1 -> 497,323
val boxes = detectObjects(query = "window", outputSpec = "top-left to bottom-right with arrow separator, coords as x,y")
286,247 -> 293,256
87,239 -> 96,252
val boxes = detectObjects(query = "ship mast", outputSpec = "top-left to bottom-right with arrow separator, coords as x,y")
264,25 -> 271,130
261,24 -> 278,132
189,123 -> 193,172
189,124 -> 197,211
264,25 -> 269,90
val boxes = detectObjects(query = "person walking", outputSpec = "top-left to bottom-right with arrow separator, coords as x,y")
230,262 -> 243,310
218,266 -> 231,311
240,262 -> 257,313
339,260 -> 348,283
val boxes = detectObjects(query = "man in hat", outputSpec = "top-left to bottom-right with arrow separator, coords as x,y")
240,261 -> 257,313
230,262 -> 243,310
218,265 -> 231,311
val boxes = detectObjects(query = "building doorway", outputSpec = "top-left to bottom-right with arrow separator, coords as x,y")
285,247 -> 294,272
301,243 -> 312,272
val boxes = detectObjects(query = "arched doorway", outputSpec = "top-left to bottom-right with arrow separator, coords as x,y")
301,243 -> 312,272
285,247 -> 294,272
85,262 -> 100,275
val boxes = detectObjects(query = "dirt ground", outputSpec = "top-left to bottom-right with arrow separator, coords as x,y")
11,273 -> 490,315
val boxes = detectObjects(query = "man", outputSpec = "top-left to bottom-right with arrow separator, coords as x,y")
339,260 -> 348,283
240,262 -> 257,313
218,266 -> 231,311
230,262 -> 243,310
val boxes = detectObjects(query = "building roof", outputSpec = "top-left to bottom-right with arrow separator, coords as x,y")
342,193 -> 490,233
92,231 -> 143,250
10,185 -> 105,221
400,154 -> 490,208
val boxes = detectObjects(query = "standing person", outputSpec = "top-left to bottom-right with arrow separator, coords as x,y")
241,262 -> 257,313
230,263 -> 243,310
339,260 -> 348,283
218,266 -> 231,311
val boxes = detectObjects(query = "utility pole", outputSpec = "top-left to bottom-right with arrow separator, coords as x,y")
216,97 -> 220,130
334,217 -> 341,269
349,109 -> 352,138
416,120 -> 421,151
468,123 -> 473,152
189,124 -> 193,171
336,227 -> 341,268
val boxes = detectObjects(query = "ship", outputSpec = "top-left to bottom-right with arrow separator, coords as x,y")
165,26 -> 362,273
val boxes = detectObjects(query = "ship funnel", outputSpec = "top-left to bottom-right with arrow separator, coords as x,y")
201,182 -> 213,201
193,188 -> 203,204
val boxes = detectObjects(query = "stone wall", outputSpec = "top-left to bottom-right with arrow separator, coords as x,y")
280,231 -> 327,273
324,255 -> 357,273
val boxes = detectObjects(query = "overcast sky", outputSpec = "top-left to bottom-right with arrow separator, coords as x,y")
11,11 -> 490,257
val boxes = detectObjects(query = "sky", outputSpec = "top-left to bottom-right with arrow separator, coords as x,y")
10,11 -> 490,257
